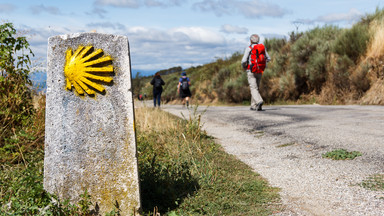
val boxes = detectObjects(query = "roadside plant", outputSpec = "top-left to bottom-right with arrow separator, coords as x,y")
360,174 -> 384,191
322,149 -> 362,160
0,22 -> 35,147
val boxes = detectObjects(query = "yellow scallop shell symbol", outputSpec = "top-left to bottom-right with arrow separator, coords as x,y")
64,45 -> 114,96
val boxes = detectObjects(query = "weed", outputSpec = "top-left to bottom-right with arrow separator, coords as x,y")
276,142 -> 296,148
360,174 -> 384,191
322,149 -> 362,160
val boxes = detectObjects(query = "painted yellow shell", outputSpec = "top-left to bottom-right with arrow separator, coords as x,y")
64,45 -> 113,96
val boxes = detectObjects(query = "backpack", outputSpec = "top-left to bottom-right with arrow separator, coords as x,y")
248,44 -> 266,73
181,78 -> 189,91
154,78 -> 162,89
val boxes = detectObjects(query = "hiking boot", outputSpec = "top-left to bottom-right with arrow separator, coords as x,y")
256,102 -> 263,111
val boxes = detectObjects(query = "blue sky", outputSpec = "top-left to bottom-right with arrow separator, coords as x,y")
1,0 -> 383,76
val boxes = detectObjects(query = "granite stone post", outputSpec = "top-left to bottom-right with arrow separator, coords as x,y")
44,33 -> 141,215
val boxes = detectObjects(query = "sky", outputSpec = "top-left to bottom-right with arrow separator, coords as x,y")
1,0 -> 384,76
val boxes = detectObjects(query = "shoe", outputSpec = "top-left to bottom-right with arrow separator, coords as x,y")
256,102 -> 263,111
250,107 -> 257,111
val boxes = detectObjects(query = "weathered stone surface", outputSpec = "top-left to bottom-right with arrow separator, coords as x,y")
44,33 -> 140,215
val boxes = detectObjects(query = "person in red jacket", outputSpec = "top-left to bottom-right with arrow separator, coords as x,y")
241,34 -> 271,111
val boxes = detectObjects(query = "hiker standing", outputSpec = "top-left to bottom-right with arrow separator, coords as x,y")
150,72 -> 165,107
241,34 -> 271,111
177,71 -> 191,108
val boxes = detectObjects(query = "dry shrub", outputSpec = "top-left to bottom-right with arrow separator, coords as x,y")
278,72 -> 298,100
366,20 -> 384,59
261,76 -> 281,103
318,54 -> 353,104
350,63 -> 371,98
360,79 -> 384,104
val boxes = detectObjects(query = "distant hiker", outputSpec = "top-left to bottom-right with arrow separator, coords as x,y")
138,94 -> 143,101
150,72 -> 165,107
241,34 -> 271,111
177,71 -> 191,108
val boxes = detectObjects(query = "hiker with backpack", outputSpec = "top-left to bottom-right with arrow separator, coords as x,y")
177,71 -> 191,108
150,72 -> 165,107
241,34 -> 271,111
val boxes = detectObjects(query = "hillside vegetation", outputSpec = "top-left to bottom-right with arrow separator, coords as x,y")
134,8 -> 384,105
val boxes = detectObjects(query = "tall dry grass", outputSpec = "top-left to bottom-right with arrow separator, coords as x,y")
135,106 -> 178,133
367,20 -> 384,59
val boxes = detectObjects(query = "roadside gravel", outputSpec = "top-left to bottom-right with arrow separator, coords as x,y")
160,104 -> 384,216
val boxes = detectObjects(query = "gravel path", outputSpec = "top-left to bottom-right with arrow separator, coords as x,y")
159,104 -> 384,216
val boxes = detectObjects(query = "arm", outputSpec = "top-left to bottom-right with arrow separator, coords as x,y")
150,78 -> 155,85
177,82 -> 181,93
241,46 -> 251,69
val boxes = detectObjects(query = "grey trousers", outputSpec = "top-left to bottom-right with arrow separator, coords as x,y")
247,71 -> 263,108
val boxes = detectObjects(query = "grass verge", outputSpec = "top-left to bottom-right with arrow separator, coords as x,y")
136,106 -> 281,215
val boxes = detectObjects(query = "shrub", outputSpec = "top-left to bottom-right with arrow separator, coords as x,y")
289,26 -> 342,94
0,23 -> 35,160
264,38 -> 287,53
333,23 -> 371,63
350,63 -> 371,97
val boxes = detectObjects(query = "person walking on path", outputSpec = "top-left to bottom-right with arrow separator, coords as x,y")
241,34 -> 271,111
177,71 -> 191,108
150,72 -> 165,107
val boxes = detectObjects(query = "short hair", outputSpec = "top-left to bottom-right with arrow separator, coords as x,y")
250,34 -> 260,44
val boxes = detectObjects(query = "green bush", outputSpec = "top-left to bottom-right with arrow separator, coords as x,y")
0,23 -> 35,145
333,23 -> 371,63
289,26 -> 342,94
264,38 -> 287,53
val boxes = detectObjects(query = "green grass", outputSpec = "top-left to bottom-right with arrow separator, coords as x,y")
322,149 -> 362,160
276,142 -> 296,148
136,107 -> 282,215
0,150 -> 121,215
361,174 -> 384,191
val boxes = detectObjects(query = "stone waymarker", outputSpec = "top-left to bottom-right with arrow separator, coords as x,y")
44,33 -> 140,215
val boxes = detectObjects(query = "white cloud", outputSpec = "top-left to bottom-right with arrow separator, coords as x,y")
193,0 -> 288,18
29,4 -> 62,15
220,24 -> 248,34
88,7 -> 108,18
0,3 -> 16,13
95,0 -> 184,8
87,22 -> 126,30
316,8 -> 363,23
293,8 -> 364,26
125,26 -> 244,70
170,27 -> 225,45
23,23 -> 244,73
237,1 -> 287,18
